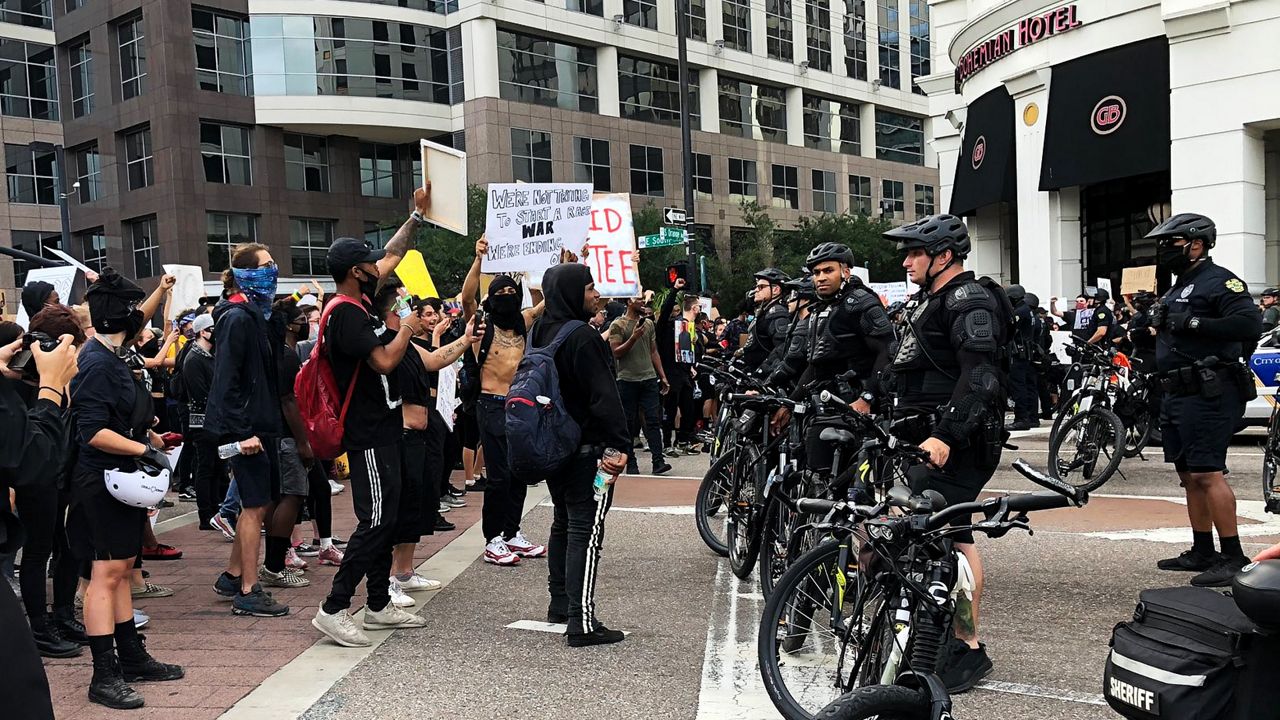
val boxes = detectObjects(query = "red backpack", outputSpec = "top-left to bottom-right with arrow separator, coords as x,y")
294,294 -> 365,460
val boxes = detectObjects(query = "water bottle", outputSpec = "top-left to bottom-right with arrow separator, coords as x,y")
594,448 -> 621,502
217,441 -> 243,460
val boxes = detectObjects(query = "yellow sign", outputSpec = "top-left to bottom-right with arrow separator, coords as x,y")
1023,102 -> 1040,126
397,249 -> 439,299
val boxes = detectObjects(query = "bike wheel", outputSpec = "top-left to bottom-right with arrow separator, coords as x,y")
758,540 -> 888,720
695,450 -> 734,557
758,495 -> 786,597
727,443 -> 763,580
815,686 -> 929,720
1122,404 -> 1153,458
1048,389 -> 1083,445
1264,407 -> 1280,514
1048,407 -> 1125,492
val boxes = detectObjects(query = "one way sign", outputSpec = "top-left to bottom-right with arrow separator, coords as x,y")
663,206 -> 687,226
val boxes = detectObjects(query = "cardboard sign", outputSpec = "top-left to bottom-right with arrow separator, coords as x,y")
483,183 -> 593,275
397,249 -> 439,299
436,361 -> 460,429
419,139 -> 468,235
162,264 -> 205,320
15,266 -> 80,328
584,193 -> 638,298
1121,266 -> 1157,295
1096,278 -> 1112,297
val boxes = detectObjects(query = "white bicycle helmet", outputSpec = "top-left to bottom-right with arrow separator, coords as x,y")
105,468 -> 170,509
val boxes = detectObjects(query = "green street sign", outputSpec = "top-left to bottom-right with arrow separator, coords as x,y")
638,227 -> 686,249
661,226 -> 686,244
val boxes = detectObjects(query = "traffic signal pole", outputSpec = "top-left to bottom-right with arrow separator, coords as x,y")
676,0 -> 697,293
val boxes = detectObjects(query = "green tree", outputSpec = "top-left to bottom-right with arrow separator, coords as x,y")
789,212 -> 900,282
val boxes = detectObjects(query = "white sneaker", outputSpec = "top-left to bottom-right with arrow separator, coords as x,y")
328,479 -> 344,496
396,573 -> 442,593
312,608 -> 371,647
259,566 -> 312,588
505,531 -> 547,558
438,501 -> 452,514
389,579 -> 416,608
363,604 -> 427,630
483,536 -> 521,566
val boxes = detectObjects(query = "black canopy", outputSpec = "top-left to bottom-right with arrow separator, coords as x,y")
950,86 -> 1017,217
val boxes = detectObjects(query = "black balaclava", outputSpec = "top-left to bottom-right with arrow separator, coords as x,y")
85,268 -> 146,341
484,274 -> 524,331
21,280 -> 54,318
541,263 -> 594,324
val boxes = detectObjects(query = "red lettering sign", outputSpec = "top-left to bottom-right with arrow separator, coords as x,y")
957,4 -> 1083,92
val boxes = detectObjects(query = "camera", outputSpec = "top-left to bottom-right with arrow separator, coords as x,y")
6,331 -> 59,382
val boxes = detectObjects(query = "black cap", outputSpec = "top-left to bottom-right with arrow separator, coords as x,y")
327,237 -> 386,277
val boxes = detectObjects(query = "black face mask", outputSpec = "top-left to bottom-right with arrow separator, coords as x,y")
355,268 -> 379,299
1157,243 -> 1194,275
122,310 -> 146,344
488,293 -> 523,330
294,320 -> 310,342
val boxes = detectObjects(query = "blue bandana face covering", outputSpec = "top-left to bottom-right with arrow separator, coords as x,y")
233,265 -> 279,318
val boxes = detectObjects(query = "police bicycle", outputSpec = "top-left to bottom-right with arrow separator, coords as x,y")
1265,398 -> 1280,514
1046,337 -> 1131,491
757,459 -> 1086,720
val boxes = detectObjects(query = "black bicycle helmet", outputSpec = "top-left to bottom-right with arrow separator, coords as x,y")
1024,292 -> 1040,309
1144,212 -> 1216,248
805,242 -> 855,269
1005,284 -> 1026,304
1262,287 -> 1280,298
782,276 -> 817,300
883,214 -> 971,259
1090,287 -> 1110,304
754,267 -> 790,286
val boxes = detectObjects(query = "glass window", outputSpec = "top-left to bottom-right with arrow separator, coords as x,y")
802,94 -> 833,151
66,0 -> 84,12
364,221 -> 395,249
875,109 -> 924,165
913,183 -> 934,218
76,228 -> 106,274
877,0 -> 899,89
722,0 -> 751,52
123,126 -> 153,190
843,0 -> 867,80
624,0 -> 657,30
693,153 -> 712,199
0,0 -> 51,28
629,144 -> 663,197
360,142 -> 398,198
719,77 -> 786,143
496,30 -> 597,113
284,133 -> 329,192
290,217 -> 334,276
812,169 -> 837,213
193,7 -> 250,95
75,144 -> 100,202
573,137 -> 610,191
568,0 -> 603,15
118,14 -> 146,100
728,158 -> 757,201
618,55 -> 700,128
766,0 -> 792,63
838,102 -> 861,155
771,164 -> 798,210
909,0 -> 929,94
201,122 -> 252,185
251,16 -> 456,104
806,0 -> 832,72
686,0 -> 706,41
881,178 -> 904,220
68,38 -> 93,118
511,128 -> 552,183
0,39 -> 58,120
347,0 -> 456,14
849,174 -> 872,214
206,212 -> 257,272
125,215 -> 159,278
5,143 -> 57,205
10,230 -> 59,286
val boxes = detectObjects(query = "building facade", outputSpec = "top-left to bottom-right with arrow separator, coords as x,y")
0,0 -> 939,305
918,0 -> 1280,299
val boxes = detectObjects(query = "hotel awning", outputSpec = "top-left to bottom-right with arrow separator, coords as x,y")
950,86 -> 1017,217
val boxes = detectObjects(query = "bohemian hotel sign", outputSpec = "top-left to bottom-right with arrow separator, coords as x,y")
955,4 -> 1084,92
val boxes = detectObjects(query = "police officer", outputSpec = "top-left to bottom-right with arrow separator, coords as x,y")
884,214 -> 1009,693
740,268 -> 790,377
764,277 -> 818,391
1145,213 -> 1261,587
1260,287 -> 1279,334
1006,285 -> 1039,430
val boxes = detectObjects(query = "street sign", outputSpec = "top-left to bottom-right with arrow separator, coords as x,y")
638,233 -> 658,249
639,228 -> 686,249
663,206 -> 687,225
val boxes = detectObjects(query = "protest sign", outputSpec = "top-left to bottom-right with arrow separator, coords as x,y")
483,183 -> 593,275
584,193 -> 638,297
162,264 -> 205,320
1121,266 -> 1157,295
436,362 -> 460,430
15,266 -> 79,328
869,281 -> 910,307
397,250 -> 439,299
419,139 -> 468,235
1097,278 -> 1112,297
47,247 -> 92,275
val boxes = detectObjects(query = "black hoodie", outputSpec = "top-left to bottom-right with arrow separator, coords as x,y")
204,296 -> 282,441
531,263 -> 629,451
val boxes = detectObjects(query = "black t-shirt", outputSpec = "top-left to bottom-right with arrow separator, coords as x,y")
278,343 -> 301,400
71,339 -> 148,473
325,301 -> 402,451
398,339 -> 432,406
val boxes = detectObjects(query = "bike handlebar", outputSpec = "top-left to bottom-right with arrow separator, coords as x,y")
1004,491 -> 1075,514
1011,458 -> 1086,505
796,498 -> 839,515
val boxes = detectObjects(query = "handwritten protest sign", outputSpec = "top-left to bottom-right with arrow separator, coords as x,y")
483,183 -> 593,275
584,193 -> 638,297
15,266 -> 79,328
1121,266 -> 1156,295
162,264 -> 205,321
869,281 -> 910,307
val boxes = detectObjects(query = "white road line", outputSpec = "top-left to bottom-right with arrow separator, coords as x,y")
507,620 -> 568,634
975,680 -> 1108,706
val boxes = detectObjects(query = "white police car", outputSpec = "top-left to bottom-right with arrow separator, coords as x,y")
1245,330 -> 1280,425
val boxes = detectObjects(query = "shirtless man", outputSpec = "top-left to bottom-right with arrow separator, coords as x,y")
461,236 -> 549,566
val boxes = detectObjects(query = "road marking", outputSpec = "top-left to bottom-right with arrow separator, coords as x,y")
505,619 -> 633,636
975,680 -> 1107,706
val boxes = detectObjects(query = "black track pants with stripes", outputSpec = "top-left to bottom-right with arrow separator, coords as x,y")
323,441 -> 401,615
546,454 -> 614,634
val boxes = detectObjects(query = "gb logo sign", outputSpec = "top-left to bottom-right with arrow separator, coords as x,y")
1091,96 -> 1127,135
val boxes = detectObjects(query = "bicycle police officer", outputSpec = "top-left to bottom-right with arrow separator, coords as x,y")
883,214 -> 1011,694
740,268 -> 790,377
1145,213 -> 1261,587
1006,284 -> 1039,430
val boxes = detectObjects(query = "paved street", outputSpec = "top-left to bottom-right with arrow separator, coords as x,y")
42,429 -> 1280,719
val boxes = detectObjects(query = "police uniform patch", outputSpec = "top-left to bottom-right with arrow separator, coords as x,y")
1225,278 -> 1245,293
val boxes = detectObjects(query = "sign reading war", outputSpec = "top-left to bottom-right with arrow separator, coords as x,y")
954,4 -> 1083,91
483,183 -> 595,274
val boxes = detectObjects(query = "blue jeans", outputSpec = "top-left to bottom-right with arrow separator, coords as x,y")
617,378 -> 664,467
219,478 -> 241,523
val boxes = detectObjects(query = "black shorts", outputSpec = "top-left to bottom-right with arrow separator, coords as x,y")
228,441 -> 281,509
397,431 -> 427,544
457,408 -> 479,451
1161,391 -> 1244,473
68,466 -> 147,561
906,446 -> 994,545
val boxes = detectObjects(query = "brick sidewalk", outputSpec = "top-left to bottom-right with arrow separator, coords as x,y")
44,474 -> 482,720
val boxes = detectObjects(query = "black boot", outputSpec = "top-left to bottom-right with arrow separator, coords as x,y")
52,606 -> 88,645
118,633 -> 185,682
89,653 -> 145,709
31,614 -> 82,658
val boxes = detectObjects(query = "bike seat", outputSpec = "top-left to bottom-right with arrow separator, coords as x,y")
819,427 -> 859,445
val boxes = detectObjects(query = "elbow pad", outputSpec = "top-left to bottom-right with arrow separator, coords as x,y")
936,364 -> 1001,443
